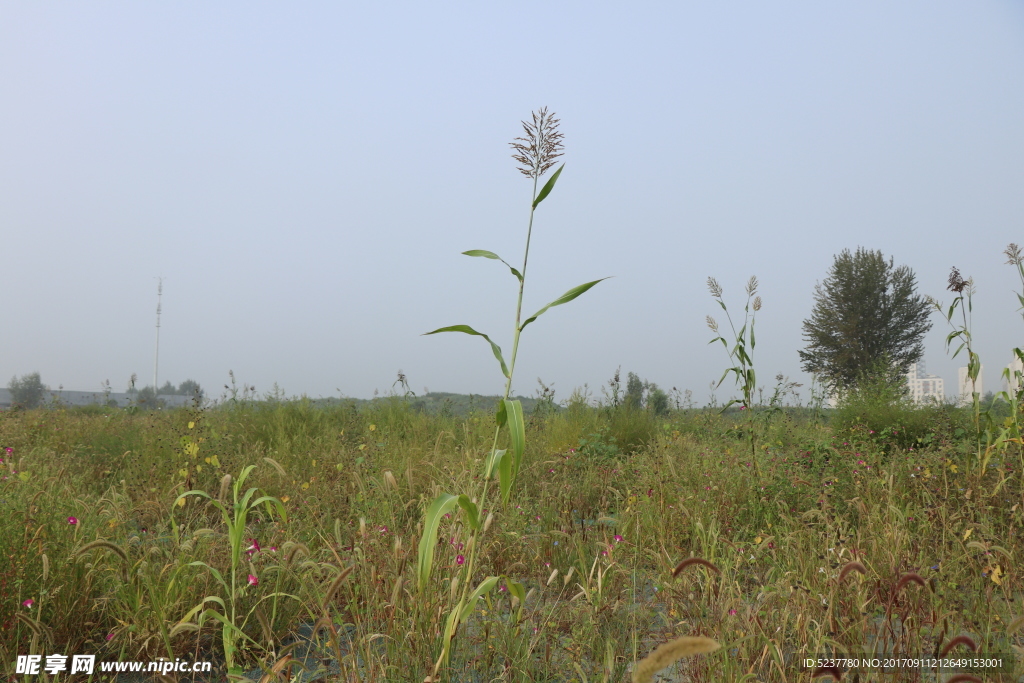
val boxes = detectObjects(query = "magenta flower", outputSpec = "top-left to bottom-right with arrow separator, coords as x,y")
456,555 -> 465,565
4,447 -> 11,454
613,535 -> 623,543
22,599 -> 33,608
728,608 -> 737,616
67,516 -> 78,526
246,539 -> 260,556
247,574 -> 258,586
106,632 -> 115,641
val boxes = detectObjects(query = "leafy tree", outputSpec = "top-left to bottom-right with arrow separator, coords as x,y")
645,382 -> 670,415
135,386 -> 159,409
625,372 -> 644,409
8,372 -> 47,409
178,379 -> 204,401
799,248 -> 932,391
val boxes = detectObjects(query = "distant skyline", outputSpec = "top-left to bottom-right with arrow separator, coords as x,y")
3,3 -> 1024,405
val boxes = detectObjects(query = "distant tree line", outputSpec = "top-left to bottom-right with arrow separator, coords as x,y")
5,373 -> 204,410
134,380 -> 204,408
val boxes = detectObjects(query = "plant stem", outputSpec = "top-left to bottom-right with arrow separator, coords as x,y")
450,173 -> 540,665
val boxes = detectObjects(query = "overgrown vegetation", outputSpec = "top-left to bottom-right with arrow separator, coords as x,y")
2,389 -> 1023,681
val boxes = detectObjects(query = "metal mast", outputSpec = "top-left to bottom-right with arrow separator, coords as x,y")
154,278 -> 163,399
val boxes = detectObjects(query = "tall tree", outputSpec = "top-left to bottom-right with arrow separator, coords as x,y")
799,247 -> 932,391
8,372 -> 47,409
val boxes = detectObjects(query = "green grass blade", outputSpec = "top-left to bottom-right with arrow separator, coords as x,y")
422,324 -> 510,377
520,278 -> 610,332
532,164 -> 564,209
417,493 -> 460,592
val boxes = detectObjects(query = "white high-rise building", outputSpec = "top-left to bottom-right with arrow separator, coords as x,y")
958,365 -> 984,403
1004,356 -> 1023,395
906,362 -> 944,404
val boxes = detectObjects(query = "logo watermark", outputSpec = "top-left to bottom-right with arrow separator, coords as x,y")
15,654 -> 213,676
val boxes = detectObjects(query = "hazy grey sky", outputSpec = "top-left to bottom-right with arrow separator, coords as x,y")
3,2 -> 1024,404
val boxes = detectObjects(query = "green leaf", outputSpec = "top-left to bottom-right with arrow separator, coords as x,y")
463,250 -> 524,282
463,250 -> 502,260
457,494 -> 481,530
498,400 -> 526,504
458,576 -> 500,622
520,278 -> 610,332
532,164 -> 564,209
417,493 -> 460,592
485,449 -> 506,480
496,400 -> 507,428
504,576 -> 526,605
423,324 -> 510,377
189,561 -> 229,594
506,399 -> 526,480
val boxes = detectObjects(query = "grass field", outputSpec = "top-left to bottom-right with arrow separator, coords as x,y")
1,391 -> 1021,682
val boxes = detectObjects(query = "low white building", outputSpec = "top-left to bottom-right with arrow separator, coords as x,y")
957,365 -> 984,403
906,362 -> 944,404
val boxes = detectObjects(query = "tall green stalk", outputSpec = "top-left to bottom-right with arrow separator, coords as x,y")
931,267 -> 985,465
419,108 -> 606,680
706,276 -> 762,470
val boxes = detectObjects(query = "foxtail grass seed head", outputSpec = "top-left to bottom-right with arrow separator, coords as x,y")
706,316 -> 718,333
384,470 -> 398,491
894,572 -> 926,593
810,666 -> 843,680
707,277 -> 723,298
753,295 -> 762,311
672,557 -> 721,577
632,636 -> 721,683
322,566 -> 353,609
745,275 -> 759,296
546,569 -> 559,586
940,635 -> 978,657
218,474 -> 232,502
483,512 -> 494,532
837,561 -> 866,584
510,107 -> 564,179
